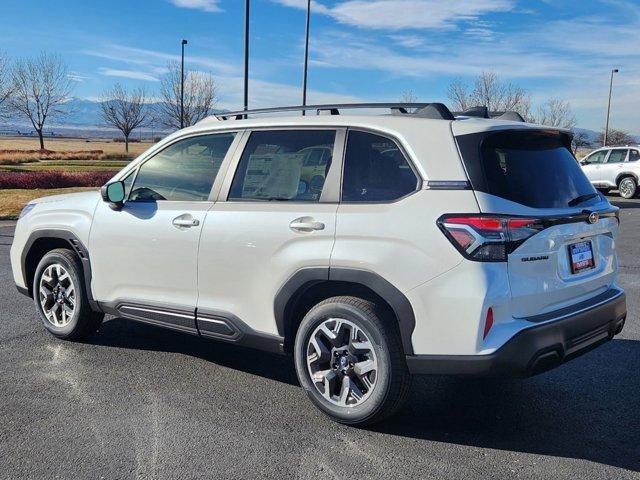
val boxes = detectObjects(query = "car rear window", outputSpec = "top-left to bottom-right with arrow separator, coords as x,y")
457,130 -> 599,209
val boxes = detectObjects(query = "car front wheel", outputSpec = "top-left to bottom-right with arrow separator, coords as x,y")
294,296 -> 410,425
33,248 -> 104,340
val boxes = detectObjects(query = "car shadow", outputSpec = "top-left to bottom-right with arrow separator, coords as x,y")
90,318 -> 640,471
89,317 -> 299,386
610,199 -> 640,209
372,338 -> 640,472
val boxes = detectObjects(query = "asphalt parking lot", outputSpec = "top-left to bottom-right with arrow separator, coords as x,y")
1,195 -> 639,480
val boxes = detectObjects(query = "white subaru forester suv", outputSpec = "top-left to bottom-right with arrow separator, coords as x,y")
580,146 -> 640,198
10,103 -> 627,425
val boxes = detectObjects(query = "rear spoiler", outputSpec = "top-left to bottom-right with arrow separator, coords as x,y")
453,106 -> 526,123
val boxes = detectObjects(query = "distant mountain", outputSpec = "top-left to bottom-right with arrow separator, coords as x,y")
0,98 -> 229,139
572,127 -> 600,145
0,99 -> 633,143
62,98 -> 112,126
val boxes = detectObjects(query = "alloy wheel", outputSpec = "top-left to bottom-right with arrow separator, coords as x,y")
619,178 -> 636,199
306,318 -> 378,407
39,264 -> 76,327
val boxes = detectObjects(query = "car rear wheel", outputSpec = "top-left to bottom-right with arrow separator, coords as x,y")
618,177 -> 637,199
33,248 -> 103,340
294,296 -> 410,425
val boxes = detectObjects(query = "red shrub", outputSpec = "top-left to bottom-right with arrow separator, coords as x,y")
0,171 -> 116,189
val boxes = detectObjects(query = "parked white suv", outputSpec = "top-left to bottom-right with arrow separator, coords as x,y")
10,103 -> 627,425
580,146 -> 640,198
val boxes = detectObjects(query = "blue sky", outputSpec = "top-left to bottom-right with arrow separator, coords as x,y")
0,0 -> 638,133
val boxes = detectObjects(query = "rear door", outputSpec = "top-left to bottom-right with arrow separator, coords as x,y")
455,128 -> 619,318
600,148 -> 629,185
196,128 -> 342,338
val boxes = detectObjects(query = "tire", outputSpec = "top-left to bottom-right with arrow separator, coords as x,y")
33,248 -> 104,340
294,296 -> 411,426
618,176 -> 637,199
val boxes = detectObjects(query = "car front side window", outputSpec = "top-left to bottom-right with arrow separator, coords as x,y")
584,150 -> 608,164
129,133 -> 236,202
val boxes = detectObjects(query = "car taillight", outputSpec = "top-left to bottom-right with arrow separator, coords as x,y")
483,307 -> 494,339
437,214 -> 545,262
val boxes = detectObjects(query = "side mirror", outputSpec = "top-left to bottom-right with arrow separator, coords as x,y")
580,160 -> 587,166
101,181 -> 126,209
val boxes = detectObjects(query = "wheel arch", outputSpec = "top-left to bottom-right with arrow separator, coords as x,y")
615,171 -> 639,186
21,229 -> 100,312
274,267 -> 416,355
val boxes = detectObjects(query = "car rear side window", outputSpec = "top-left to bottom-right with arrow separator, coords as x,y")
458,130 -> 598,209
342,131 -> 418,202
607,149 -> 628,163
228,130 -> 335,202
129,133 -> 236,202
630,149 -> 640,162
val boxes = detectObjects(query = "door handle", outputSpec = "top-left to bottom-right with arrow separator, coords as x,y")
290,216 -> 325,232
172,215 -> 200,228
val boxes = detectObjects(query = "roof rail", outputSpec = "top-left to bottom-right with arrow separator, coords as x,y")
215,103 -> 455,121
453,106 -> 526,122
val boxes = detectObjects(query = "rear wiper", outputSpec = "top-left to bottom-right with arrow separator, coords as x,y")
568,193 -> 599,207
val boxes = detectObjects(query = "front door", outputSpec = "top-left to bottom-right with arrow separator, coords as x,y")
581,149 -> 608,184
90,132 -> 239,331
196,129 -> 342,338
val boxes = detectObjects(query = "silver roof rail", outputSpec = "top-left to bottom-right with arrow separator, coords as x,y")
215,103 -> 455,121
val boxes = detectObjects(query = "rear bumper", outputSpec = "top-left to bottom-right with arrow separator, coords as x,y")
406,288 -> 626,377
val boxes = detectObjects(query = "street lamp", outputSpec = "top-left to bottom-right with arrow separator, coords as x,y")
301,0 -> 311,115
603,68 -> 619,147
244,0 -> 250,114
180,39 -> 188,129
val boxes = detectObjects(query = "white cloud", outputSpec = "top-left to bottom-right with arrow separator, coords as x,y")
67,72 -> 89,82
98,68 -> 160,82
388,34 -> 425,49
215,75 -> 362,110
271,0 -> 330,15
83,44 -> 239,77
168,0 -> 222,13
273,0 -> 513,30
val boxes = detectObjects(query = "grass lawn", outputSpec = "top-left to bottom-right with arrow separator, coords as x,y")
0,137 -> 153,156
0,187 -> 97,219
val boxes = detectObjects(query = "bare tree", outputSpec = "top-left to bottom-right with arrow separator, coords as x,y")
158,61 -> 217,130
571,130 -> 592,154
596,128 -> 635,147
535,98 -> 576,129
100,84 -> 149,153
446,71 -> 532,119
446,79 -> 472,112
10,52 -> 73,149
400,89 -> 418,103
0,52 -> 13,120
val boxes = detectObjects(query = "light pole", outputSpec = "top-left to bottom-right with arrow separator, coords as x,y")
603,68 -> 619,147
244,0 -> 250,114
180,39 -> 188,129
301,0 -> 311,115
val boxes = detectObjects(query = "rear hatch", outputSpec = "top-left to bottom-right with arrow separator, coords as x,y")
453,127 -> 619,318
